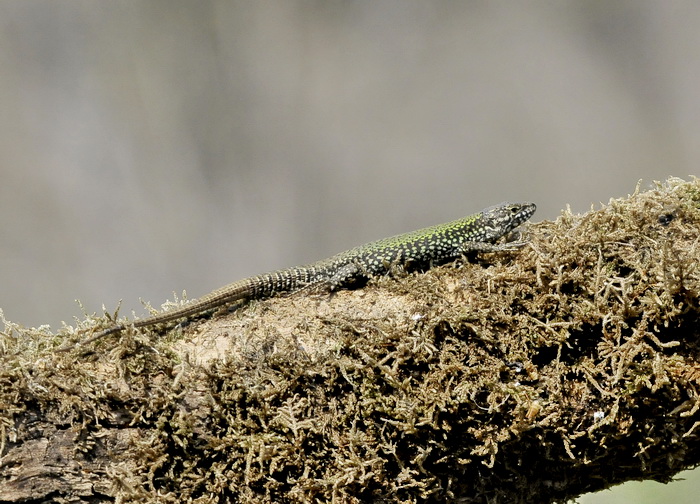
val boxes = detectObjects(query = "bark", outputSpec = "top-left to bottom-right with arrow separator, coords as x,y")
2,177 -> 700,503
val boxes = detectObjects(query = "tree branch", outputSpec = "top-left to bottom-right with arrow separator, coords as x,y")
2,177 -> 700,503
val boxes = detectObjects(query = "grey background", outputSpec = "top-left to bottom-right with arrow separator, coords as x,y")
1,2 -> 698,502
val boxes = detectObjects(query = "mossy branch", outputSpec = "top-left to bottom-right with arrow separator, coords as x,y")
2,178 -> 700,503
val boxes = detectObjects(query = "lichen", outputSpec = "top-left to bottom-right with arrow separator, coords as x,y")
2,178 -> 700,503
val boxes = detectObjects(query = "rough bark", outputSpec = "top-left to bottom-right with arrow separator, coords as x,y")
2,177 -> 700,503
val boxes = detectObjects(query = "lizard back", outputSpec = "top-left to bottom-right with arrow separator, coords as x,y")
64,201 -> 535,350
320,201 -> 536,279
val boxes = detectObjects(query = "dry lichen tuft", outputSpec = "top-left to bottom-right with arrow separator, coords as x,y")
2,177 -> 700,503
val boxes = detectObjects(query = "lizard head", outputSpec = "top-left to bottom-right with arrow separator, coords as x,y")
479,202 -> 537,240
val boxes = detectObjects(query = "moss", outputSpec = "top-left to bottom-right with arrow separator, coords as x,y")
3,177 -> 700,502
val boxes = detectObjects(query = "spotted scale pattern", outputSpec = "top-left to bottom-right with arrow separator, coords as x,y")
76,202 -> 536,346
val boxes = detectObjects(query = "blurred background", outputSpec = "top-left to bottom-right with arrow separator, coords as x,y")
0,1 -> 698,501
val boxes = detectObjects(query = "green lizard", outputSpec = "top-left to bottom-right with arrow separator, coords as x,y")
65,201 -> 535,350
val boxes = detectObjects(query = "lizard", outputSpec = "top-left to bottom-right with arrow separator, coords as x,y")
62,201 -> 536,350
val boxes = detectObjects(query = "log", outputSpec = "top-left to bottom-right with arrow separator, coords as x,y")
2,177 -> 700,503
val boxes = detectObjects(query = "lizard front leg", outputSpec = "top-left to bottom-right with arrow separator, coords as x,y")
456,238 -> 528,255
